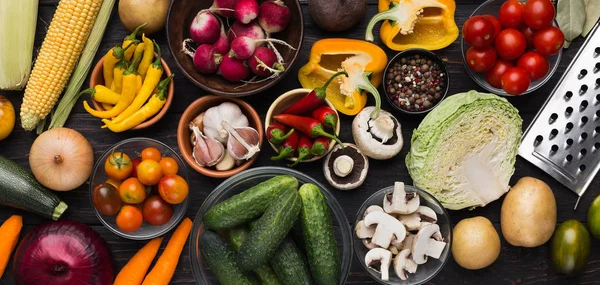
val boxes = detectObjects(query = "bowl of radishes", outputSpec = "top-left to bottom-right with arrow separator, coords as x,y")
167,0 -> 303,97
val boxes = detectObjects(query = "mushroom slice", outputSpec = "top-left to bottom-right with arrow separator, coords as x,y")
399,206 -> 438,231
364,211 -> 406,248
401,233 -> 415,251
415,221 -> 433,231
355,220 -> 376,239
363,238 -> 379,249
352,107 -> 403,160
323,143 -> 369,190
398,213 -> 421,231
383,182 -> 420,214
394,248 -> 418,280
412,224 -> 447,264
364,205 -> 385,217
365,248 -> 393,281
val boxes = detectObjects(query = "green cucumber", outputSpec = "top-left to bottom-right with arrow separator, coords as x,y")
270,237 -> 315,285
199,230 -> 254,285
238,187 -> 301,271
227,227 -> 282,285
0,156 -> 67,220
204,175 -> 298,230
299,184 -> 340,285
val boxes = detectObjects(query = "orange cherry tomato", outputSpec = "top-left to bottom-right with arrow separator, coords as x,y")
158,175 -> 189,204
119,177 -> 146,204
104,152 -> 133,180
137,159 -> 163,185
116,205 -> 143,232
141,147 -> 162,162
159,157 -> 179,176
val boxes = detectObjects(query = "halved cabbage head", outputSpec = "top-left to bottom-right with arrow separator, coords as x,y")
406,90 -> 522,210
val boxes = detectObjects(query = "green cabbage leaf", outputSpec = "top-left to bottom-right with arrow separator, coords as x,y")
406,90 -> 522,210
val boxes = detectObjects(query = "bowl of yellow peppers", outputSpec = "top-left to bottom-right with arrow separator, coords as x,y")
83,28 -> 175,132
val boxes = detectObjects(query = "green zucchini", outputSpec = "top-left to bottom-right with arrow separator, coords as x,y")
270,237 -> 314,285
204,175 -> 298,230
199,230 -> 254,285
238,187 -> 301,271
0,156 -> 67,220
299,184 -> 340,285
227,226 -> 282,285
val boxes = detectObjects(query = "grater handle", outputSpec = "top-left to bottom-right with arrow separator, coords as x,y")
574,196 -> 582,211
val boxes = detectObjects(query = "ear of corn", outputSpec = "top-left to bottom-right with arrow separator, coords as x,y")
20,0 -> 103,131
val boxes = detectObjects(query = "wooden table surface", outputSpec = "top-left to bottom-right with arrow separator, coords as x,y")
1,0 -> 600,284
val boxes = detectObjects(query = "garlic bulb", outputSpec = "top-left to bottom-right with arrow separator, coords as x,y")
221,120 -> 260,160
203,102 -> 249,144
190,124 -> 225,167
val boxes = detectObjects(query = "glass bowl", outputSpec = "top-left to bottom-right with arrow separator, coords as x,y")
461,0 -> 562,96
89,138 -> 190,240
354,185 -> 452,285
189,167 -> 353,285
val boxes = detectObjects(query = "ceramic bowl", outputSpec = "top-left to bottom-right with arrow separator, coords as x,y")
89,138 -> 189,240
177,95 -> 264,178
166,0 -> 304,97
88,55 -> 174,130
265,88 -> 341,162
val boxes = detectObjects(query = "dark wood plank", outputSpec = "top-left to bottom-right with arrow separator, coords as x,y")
2,0 -> 600,284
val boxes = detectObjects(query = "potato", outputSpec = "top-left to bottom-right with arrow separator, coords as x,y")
452,216 -> 500,270
501,177 -> 556,247
118,0 -> 169,35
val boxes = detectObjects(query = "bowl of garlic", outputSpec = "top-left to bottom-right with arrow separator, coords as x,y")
177,96 -> 263,178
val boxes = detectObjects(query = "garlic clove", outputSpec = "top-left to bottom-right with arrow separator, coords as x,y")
190,124 -> 225,167
368,114 -> 395,143
221,120 -> 260,161
191,112 -> 205,130
216,150 -> 235,171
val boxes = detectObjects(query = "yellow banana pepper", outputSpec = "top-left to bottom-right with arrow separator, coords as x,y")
137,34 -> 154,79
112,59 -> 128,94
103,42 -> 135,88
365,0 -> 459,51
121,23 -> 145,61
79,85 -> 120,105
298,38 -> 387,118
133,42 -> 146,63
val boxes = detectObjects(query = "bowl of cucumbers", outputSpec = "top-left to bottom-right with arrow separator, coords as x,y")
189,167 -> 353,284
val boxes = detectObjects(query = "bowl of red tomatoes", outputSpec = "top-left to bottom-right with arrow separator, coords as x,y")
89,138 -> 190,240
461,0 -> 564,96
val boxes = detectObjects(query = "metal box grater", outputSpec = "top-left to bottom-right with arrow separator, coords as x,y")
518,21 -> 600,208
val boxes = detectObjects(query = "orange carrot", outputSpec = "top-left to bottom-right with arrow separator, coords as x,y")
0,215 -> 22,277
141,218 -> 192,285
114,237 -> 163,285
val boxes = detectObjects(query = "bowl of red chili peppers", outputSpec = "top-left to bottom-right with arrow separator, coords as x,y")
265,88 -> 342,166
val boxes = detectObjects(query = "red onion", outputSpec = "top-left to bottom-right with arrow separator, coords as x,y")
13,220 -> 114,285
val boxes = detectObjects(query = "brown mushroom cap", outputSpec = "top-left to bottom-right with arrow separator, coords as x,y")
323,143 -> 369,190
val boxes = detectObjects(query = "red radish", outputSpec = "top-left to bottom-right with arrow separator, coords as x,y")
248,47 -> 284,77
229,36 -> 295,60
219,55 -> 250,82
258,0 -> 291,34
181,40 -> 222,74
189,11 -> 221,45
228,21 -> 265,44
234,0 -> 259,24
209,0 -> 239,17
213,21 -> 230,55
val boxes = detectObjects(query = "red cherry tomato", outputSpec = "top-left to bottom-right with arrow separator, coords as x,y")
517,51 -> 550,81
142,195 -> 174,226
130,157 -> 141,178
462,15 -> 496,48
502,67 -> 531,95
495,28 -> 527,60
483,14 -> 502,40
523,0 -> 555,30
466,46 -> 497,73
485,59 -> 514,89
520,26 -> 535,48
499,0 -> 525,28
533,26 -> 565,56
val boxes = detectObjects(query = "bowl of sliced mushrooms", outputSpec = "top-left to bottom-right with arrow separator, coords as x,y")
177,96 -> 263,178
354,182 -> 452,285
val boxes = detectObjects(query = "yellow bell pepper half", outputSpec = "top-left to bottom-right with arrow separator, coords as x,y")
298,39 -> 387,118
365,0 -> 459,51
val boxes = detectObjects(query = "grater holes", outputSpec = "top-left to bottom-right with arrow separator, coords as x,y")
597,110 -> 600,119
551,144 -> 559,152
597,79 -> 600,88
580,148 -> 588,157
580,164 -> 586,172
549,113 -> 558,123
596,62 -> 600,72
566,122 -> 574,132
566,154 -> 573,162
596,94 -> 600,103
566,106 -> 574,116
596,48 -> 600,57
580,100 -> 589,111
581,116 -> 589,126
535,135 -> 543,145
596,126 -> 600,135
579,69 -> 588,79
581,132 -> 589,141
565,91 -> 573,99
550,129 -> 558,139
595,142 -> 600,151
580,85 -> 588,94
567,138 -> 574,146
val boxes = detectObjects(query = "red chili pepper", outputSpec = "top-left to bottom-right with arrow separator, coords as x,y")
311,105 -> 337,130
281,71 -> 348,115
270,130 -> 300,160
310,136 -> 330,156
288,135 -> 313,167
266,122 -> 294,145
272,114 -> 343,147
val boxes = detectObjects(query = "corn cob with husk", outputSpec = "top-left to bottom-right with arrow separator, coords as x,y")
20,0 -> 103,131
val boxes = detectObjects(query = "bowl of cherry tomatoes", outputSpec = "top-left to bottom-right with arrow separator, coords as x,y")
461,0 -> 564,96
89,138 -> 190,240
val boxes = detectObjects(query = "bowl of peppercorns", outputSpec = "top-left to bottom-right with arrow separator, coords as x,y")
383,49 -> 449,115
